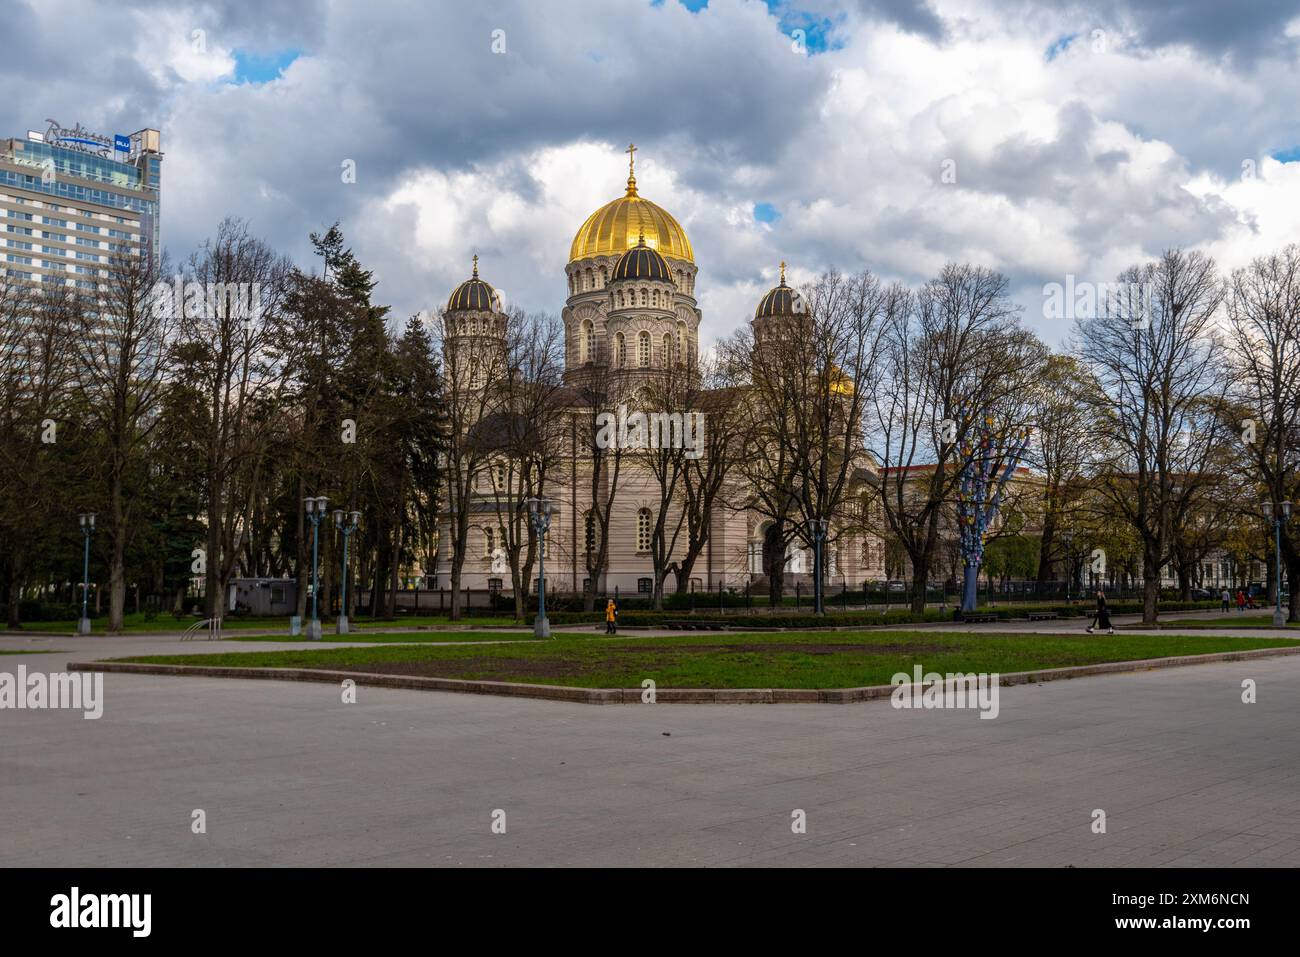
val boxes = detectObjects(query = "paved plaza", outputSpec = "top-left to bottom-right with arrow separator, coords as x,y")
2,625 -> 1299,867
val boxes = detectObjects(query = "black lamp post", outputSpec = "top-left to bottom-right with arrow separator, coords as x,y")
1263,500 -> 1292,626
304,496 -> 328,640
78,512 -> 95,635
334,509 -> 361,635
527,497 -> 553,638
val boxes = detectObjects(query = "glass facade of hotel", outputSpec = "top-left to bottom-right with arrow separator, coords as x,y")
0,127 -> 162,289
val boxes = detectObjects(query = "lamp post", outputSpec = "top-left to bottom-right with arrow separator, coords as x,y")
1263,500 -> 1292,627
807,518 -> 830,615
1062,529 -> 1074,603
527,497 -> 553,638
334,509 -> 361,635
304,496 -> 328,641
77,512 -> 95,634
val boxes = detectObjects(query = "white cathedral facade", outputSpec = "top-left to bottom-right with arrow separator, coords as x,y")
431,148 -> 887,598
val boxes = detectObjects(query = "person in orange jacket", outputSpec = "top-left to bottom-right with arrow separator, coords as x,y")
605,598 -> 617,634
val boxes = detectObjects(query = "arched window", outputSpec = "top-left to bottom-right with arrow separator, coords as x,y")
469,357 -> 481,387
599,268 -> 607,287
615,332 -> 626,367
676,320 -> 688,364
637,331 -> 651,367
483,526 -> 495,557
639,288 -> 648,307
637,508 -> 652,551
663,332 -> 674,367
579,319 -> 594,363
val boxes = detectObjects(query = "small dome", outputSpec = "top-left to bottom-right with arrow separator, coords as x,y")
754,262 -> 805,319
611,233 -> 674,283
447,255 -> 501,312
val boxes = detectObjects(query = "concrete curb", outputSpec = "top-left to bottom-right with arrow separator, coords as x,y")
66,643 -> 1300,705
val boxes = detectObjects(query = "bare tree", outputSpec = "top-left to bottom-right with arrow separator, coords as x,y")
1223,244 -> 1300,618
724,269 -> 895,605
181,219 -> 294,619
76,250 -> 175,631
867,263 -> 1031,614
1075,248 -> 1228,623
483,309 -> 567,620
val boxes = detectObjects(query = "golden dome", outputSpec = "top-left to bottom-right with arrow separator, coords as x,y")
568,144 -> 694,265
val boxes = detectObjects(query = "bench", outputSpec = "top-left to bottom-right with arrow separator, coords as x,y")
1027,612 -> 1059,621
960,613 -> 1000,624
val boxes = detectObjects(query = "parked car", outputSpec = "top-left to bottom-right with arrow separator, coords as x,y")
886,581 -> 907,593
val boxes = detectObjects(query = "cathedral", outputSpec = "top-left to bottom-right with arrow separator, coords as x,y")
433,147 -> 887,599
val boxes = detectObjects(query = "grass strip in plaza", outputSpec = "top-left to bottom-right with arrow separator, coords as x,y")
114,629 -> 1300,690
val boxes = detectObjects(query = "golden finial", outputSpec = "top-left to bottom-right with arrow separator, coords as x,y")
625,142 -> 638,196
637,225 -> 646,246
779,261 -> 787,285
472,254 -> 479,279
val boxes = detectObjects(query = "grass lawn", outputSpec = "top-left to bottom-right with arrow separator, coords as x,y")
117,628 -> 1300,689
226,631 -> 589,644
0,649 -> 60,655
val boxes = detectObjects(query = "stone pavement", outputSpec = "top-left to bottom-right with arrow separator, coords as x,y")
2,639 -> 1298,867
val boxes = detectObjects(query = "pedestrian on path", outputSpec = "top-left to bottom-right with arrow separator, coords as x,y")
1236,589 -> 1246,612
1087,590 -> 1114,634
605,598 -> 617,635
1221,589 -> 1231,613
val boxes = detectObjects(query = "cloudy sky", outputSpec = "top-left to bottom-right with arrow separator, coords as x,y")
7,0 -> 1300,346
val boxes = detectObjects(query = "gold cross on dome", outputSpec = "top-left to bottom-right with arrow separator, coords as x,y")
626,142 -> 637,170
472,254 -> 479,278
779,261 -> 787,284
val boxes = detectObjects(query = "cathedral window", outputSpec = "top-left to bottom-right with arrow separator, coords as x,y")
637,331 -> 651,367
579,319 -> 594,363
637,508 -> 652,552
676,320 -> 687,364
483,526 -> 496,557
663,332 -> 674,367
615,332 -> 626,367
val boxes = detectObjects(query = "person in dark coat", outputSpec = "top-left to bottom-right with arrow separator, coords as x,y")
1087,591 -> 1114,634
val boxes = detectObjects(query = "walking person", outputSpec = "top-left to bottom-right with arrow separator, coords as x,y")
1087,590 -> 1114,634
1236,589 -> 1246,613
605,598 -> 617,635
1221,588 -> 1230,613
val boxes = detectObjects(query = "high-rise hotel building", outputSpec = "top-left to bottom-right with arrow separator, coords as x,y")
0,122 -> 162,290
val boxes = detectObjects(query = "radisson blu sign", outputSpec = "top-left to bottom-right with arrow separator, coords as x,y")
40,119 -> 129,158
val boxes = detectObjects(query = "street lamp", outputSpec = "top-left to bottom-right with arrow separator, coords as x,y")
526,497 -> 553,638
1262,500 -> 1292,626
77,512 -> 95,634
1062,529 -> 1074,603
304,496 -> 329,640
334,509 -> 361,635
807,518 -> 830,615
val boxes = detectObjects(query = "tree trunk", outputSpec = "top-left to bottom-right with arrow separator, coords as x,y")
1142,550 -> 1160,624
909,553 -> 930,615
